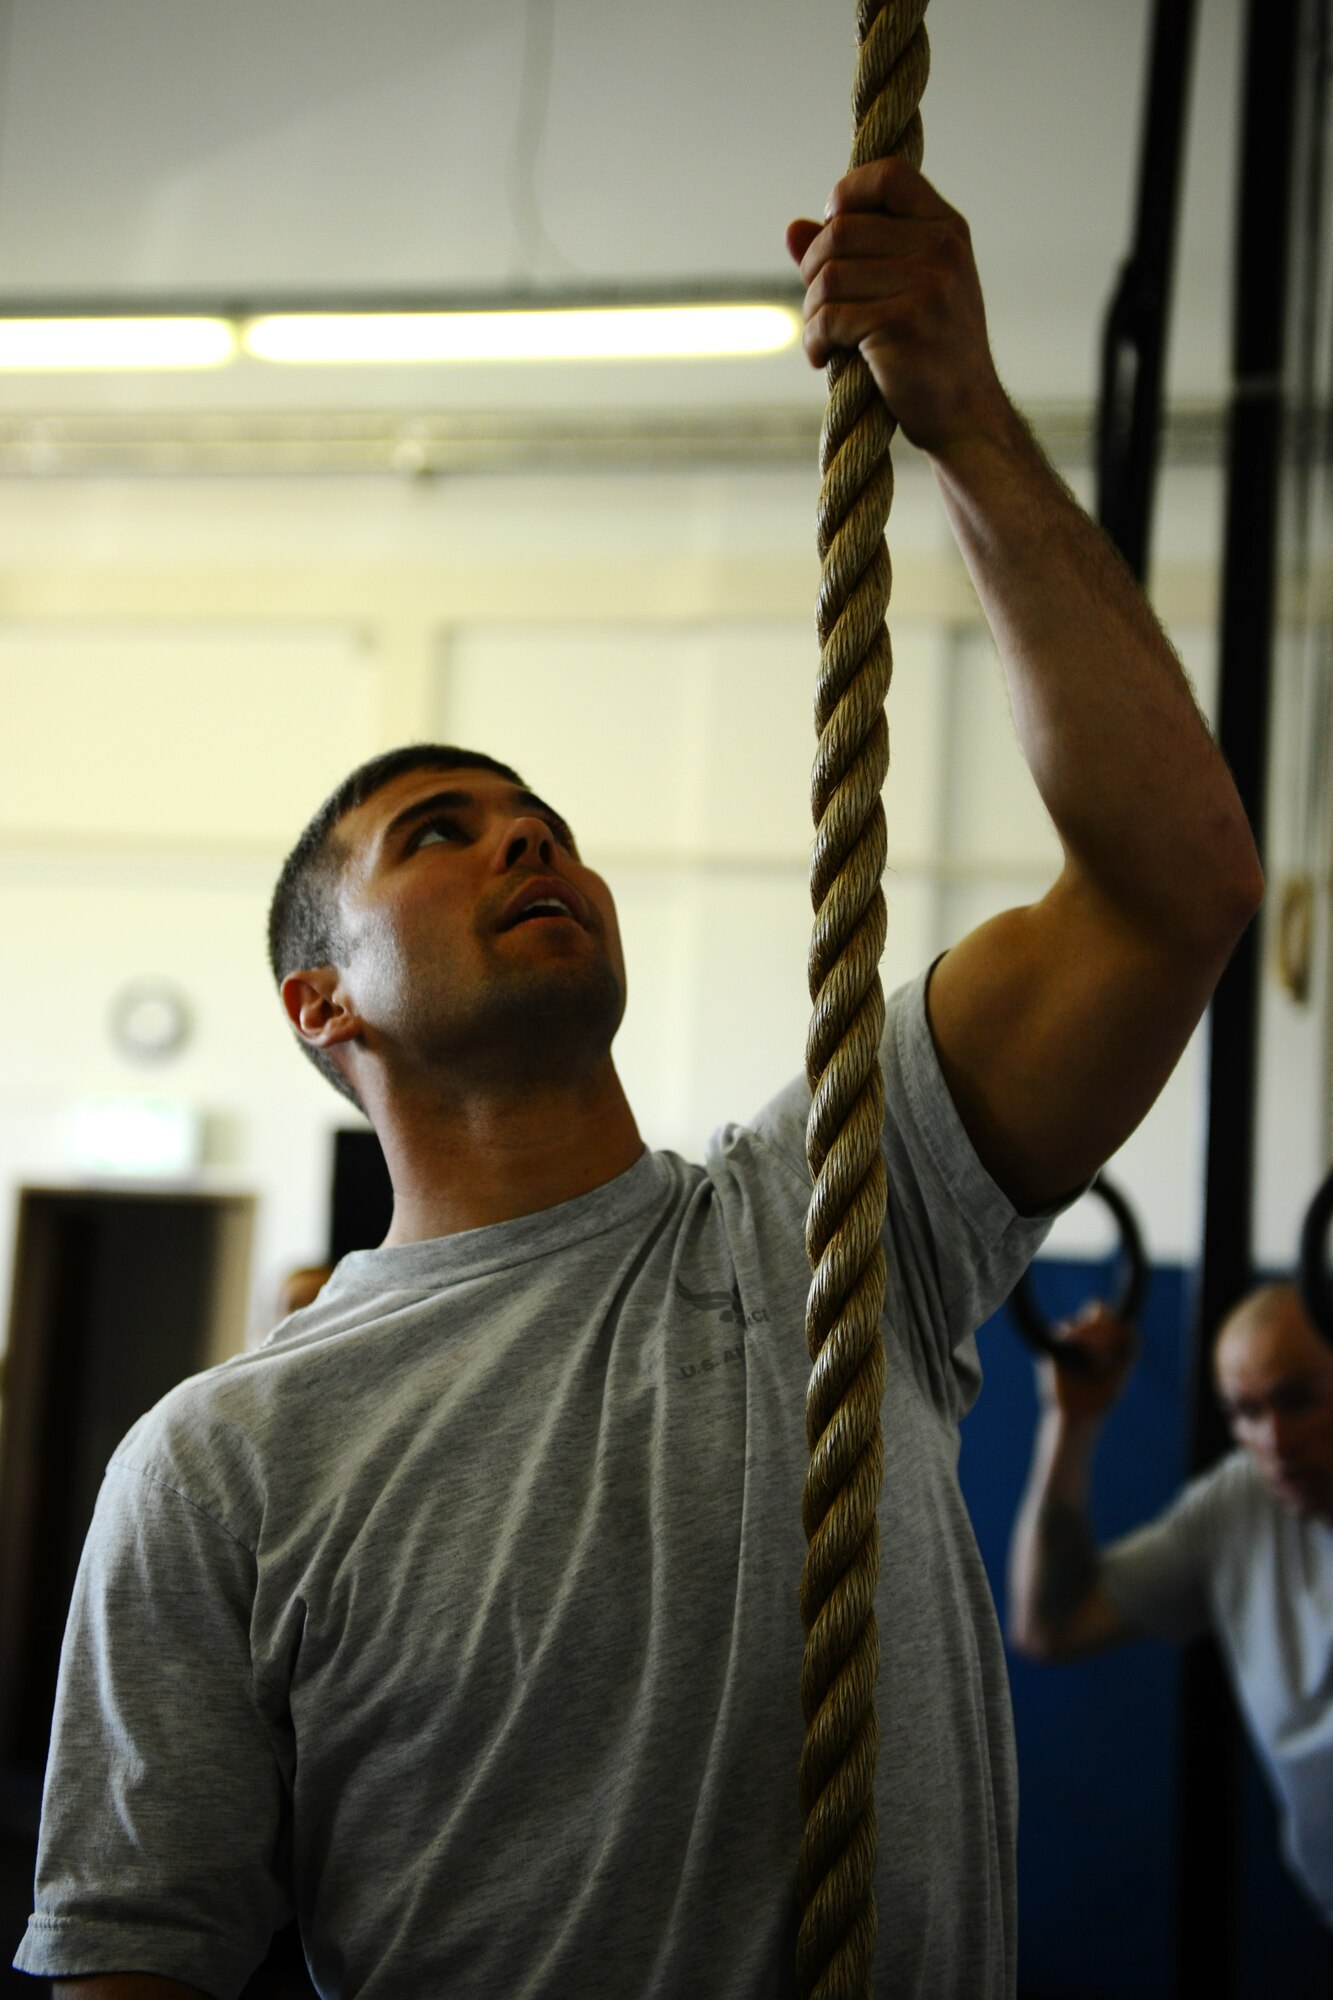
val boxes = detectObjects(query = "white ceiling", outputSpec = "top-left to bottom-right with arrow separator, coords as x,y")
0,0 -> 1243,417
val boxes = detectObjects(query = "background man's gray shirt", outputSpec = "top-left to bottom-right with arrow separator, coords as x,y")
1101,1451 -> 1333,1925
18,971 -> 1058,1998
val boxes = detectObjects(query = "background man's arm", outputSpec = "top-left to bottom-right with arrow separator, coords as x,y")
790,163 -> 1264,1213
1007,1304 -> 1141,1659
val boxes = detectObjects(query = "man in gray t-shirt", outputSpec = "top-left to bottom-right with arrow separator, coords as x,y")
1007,1283 -> 1333,1927
18,160 -> 1261,1999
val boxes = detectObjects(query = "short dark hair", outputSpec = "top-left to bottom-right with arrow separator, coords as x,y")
267,743 -> 524,1108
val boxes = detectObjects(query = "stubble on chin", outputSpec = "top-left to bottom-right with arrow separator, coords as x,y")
418,948 -> 626,1088
497,953 -> 623,1057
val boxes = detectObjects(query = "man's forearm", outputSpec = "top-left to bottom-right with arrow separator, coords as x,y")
1008,1408 -> 1109,1657
1031,1495 -> 1101,1630
930,402 -> 1262,956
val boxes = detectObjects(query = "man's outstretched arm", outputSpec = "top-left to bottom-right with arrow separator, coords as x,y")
1007,1305 -> 1141,1659
789,161 -> 1264,1214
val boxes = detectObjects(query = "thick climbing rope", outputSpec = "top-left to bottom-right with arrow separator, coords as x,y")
797,4 -> 930,1996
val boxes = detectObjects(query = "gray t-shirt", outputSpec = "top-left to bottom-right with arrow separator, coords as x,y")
1101,1451 -> 1333,1925
18,971 -> 1055,1998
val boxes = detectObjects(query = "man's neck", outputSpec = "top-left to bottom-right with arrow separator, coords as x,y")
370,1062 -> 644,1243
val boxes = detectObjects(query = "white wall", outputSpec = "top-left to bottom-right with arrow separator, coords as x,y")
0,443 -> 1325,1370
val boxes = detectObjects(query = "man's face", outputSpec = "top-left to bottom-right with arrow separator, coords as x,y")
1214,1290 -> 1333,1522
324,764 -> 627,1090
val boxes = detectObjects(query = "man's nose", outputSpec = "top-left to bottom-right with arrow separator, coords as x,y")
498,816 -> 555,870
1249,1410 -> 1282,1460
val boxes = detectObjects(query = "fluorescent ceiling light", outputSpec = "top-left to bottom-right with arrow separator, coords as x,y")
0,316 -> 236,370
242,303 -> 801,365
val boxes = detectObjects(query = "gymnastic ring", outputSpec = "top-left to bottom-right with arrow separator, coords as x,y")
1298,1164 -> 1333,1342
1006,1173 -> 1149,1369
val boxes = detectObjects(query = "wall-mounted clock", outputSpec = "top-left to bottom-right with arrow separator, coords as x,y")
109,978 -> 193,1063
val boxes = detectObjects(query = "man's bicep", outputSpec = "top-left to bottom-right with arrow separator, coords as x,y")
926,876 -> 1222,1214
54,1979 -> 213,1998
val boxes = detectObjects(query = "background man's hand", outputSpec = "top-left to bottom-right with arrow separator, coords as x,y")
1040,1301 -> 1139,1430
786,158 -> 1011,461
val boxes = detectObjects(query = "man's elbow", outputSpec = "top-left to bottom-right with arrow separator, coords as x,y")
1217,833 -> 1265,946
1008,1576 -> 1133,1663
1178,819 -> 1263,970
1007,1606 -> 1063,1664
1005,1554 -> 1112,1664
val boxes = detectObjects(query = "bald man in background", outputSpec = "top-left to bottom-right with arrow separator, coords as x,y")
1008,1282 -> 1333,1927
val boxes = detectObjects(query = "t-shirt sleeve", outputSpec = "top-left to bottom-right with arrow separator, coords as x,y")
749,967 -> 1071,1371
878,963 -> 1073,1349
13,1456 -> 293,1996
1098,1468 -> 1225,1643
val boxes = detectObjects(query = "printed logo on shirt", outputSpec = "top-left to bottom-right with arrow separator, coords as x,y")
674,1276 -> 770,1381
677,1343 -> 746,1383
674,1275 -> 770,1330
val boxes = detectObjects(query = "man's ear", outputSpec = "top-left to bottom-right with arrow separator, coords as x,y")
281,967 -> 362,1051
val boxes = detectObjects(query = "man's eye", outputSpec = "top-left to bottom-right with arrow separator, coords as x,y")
415,819 -> 463,848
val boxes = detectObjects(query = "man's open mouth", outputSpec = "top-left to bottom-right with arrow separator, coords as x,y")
496,879 -> 588,931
